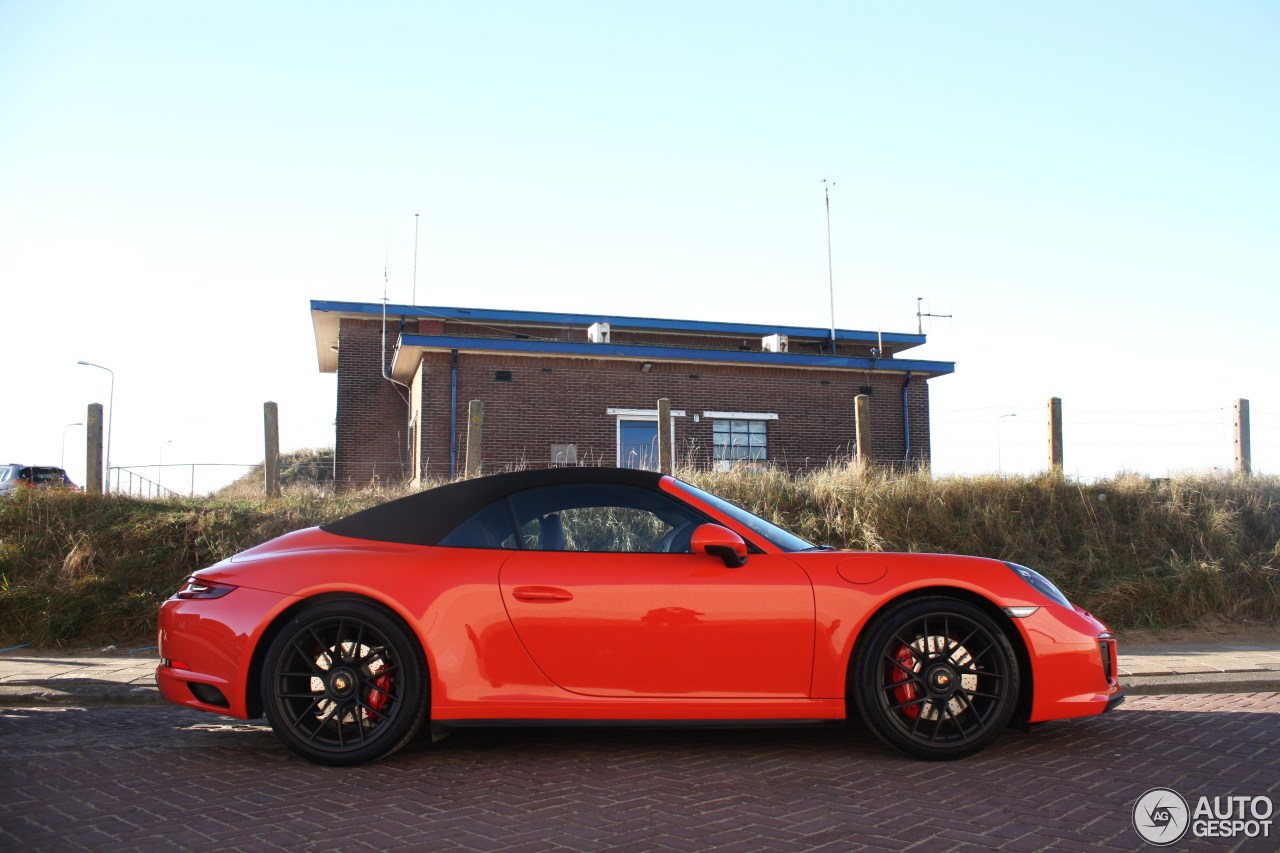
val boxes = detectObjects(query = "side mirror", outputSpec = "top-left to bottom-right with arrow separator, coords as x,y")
691,523 -> 748,568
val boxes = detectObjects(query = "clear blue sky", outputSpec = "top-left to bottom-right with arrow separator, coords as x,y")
3,1 -> 1277,490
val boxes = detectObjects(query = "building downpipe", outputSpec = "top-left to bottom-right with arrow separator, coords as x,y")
901,371 -> 913,464
376,300 -> 414,485
450,349 -> 459,477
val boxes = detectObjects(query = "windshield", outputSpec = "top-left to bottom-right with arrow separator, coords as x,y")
670,479 -> 815,552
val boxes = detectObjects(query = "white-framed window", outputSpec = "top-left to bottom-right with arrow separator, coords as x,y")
607,408 -> 684,470
705,411 -> 777,470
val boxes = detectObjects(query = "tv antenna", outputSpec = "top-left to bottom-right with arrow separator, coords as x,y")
916,296 -> 952,335
822,179 -> 836,352
411,212 -> 420,306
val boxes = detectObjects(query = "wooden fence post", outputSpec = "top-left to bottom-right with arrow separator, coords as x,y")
464,400 -> 484,477
1235,398 -> 1252,475
1048,397 -> 1064,475
854,394 -> 871,465
86,403 -> 103,495
264,402 -> 280,497
657,398 -> 673,474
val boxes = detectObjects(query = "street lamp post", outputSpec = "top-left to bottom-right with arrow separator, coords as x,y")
997,413 -> 1018,473
77,361 -> 114,491
158,440 -> 173,494
61,422 -> 83,470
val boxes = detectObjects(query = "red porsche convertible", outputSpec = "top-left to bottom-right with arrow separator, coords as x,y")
157,468 -> 1123,765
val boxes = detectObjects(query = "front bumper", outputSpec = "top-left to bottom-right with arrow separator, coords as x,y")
1014,605 -> 1125,723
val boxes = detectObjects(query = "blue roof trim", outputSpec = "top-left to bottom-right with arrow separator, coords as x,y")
394,334 -> 955,376
312,299 -> 926,348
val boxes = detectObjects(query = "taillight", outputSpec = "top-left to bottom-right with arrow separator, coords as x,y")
175,577 -> 236,600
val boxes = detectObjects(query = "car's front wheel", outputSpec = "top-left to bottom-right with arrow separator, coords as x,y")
261,599 -> 429,766
854,597 -> 1019,760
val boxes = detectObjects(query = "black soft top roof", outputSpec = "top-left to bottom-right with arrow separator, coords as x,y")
321,467 -> 667,546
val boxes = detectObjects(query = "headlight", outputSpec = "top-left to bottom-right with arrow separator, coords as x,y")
1005,562 -> 1072,608
174,576 -> 237,600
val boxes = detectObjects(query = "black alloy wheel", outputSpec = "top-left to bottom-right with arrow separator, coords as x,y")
854,597 -> 1019,760
261,600 -> 428,766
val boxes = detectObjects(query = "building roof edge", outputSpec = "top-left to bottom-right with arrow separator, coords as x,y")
310,299 -> 927,347
390,334 -> 955,381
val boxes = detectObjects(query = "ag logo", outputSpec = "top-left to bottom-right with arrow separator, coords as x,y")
1133,787 -> 1190,845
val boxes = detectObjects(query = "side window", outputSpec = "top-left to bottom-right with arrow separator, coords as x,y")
508,483 -> 707,553
438,500 -> 518,549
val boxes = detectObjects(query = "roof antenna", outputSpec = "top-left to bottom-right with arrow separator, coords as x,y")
411,213 -> 420,307
382,235 -> 392,380
822,179 -> 837,354
380,227 -> 406,388
916,296 -> 953,335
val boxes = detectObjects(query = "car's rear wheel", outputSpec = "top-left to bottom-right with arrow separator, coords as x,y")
261,599 -> 428,766
854,597 -> 1019,760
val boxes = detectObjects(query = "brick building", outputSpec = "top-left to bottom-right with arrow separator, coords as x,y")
309,300 -> 954,486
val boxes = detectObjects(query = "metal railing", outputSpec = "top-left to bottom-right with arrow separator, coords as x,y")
108,467 -> 183,499
108,464 -> 257,498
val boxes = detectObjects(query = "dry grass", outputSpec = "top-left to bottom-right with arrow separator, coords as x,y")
2,462 -> 1277,647
0,488 -> 378,647
682,465 -> 1280,630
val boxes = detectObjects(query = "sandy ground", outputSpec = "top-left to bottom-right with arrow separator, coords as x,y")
1118,621 -> 1280,646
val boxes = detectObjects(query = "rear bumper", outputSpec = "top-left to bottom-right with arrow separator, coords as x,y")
156,586 -> 295,719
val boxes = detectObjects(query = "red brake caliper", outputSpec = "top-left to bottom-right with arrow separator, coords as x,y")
891,644 -> 920,719
366,672 -> 393,715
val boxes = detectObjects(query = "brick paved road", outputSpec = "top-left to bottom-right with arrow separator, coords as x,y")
2,694 -> 1278,852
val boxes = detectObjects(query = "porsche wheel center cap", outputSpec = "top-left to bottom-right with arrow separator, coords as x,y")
329,669 -> 357,698
927,666 -> 957,694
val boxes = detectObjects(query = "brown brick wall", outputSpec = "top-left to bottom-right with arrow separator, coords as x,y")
336,318 -> 419,486
337,319 -> 935,486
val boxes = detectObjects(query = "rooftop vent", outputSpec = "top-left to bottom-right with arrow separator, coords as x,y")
762,334 -> 789,353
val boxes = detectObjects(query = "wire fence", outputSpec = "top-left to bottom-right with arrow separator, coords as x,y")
931,401 -> 1273,479
97,400 -> 1278,498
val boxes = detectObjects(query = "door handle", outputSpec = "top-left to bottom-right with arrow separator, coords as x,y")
511,586 -> 574,602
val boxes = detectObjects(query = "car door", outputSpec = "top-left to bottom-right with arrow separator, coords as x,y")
498,483 -> 816,698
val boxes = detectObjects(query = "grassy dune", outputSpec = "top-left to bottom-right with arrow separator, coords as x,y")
691,466 -> 1280,631
1,463 -> 1277,647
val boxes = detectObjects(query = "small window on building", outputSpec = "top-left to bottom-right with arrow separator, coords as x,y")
710,415 -> 773,470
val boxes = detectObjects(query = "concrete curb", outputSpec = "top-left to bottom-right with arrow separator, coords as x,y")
0,684 -> 165,707
0,649 -> 163,709
3,677 -> 1279,709
1121,671 -> 1280,696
